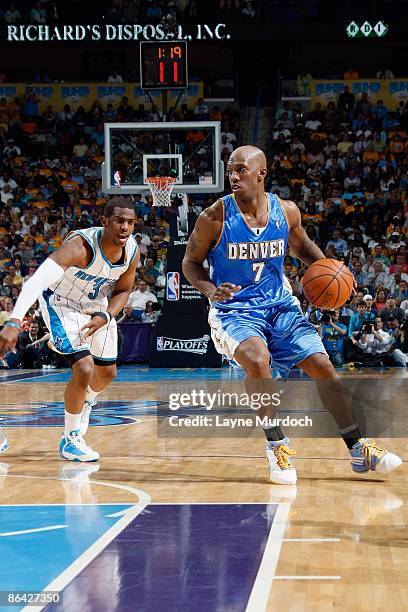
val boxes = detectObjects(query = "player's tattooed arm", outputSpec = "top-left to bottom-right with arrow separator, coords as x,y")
284,200 -> 325,266
183,201 -> 240,302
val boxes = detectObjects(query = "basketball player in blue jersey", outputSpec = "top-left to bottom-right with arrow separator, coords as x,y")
183,146 -> 401,484
0,197 -> 138,462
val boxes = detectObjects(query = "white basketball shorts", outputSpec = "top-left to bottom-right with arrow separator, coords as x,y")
39,292 -> 118,362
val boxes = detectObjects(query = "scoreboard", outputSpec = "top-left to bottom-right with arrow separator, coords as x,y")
140,41 -> 188,90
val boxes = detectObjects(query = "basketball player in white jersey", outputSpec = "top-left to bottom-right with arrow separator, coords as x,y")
0,197 -> 138,462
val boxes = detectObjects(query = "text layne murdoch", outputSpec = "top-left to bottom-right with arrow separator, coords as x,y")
168,415 -> 313,428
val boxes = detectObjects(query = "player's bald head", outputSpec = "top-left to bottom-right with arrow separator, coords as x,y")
228,145 -> 267,171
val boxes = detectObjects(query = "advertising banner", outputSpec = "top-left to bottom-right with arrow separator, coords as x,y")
150,314 -> 222,367
311,79 -> 408,109
0,81 -> 204,112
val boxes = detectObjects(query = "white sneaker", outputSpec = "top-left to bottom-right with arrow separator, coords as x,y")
266,438 -> 297,485
59,429 -> 100,462
80,400 -> 97,436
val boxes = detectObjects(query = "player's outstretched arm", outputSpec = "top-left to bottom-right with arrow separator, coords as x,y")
182,203 -> 241,302
284,199 -> 325,266
0,236 -> 89,357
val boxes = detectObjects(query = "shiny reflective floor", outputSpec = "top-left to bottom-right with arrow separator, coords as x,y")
0,366 -> 407,611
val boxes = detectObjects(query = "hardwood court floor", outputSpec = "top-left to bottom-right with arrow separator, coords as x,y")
0,366 -> 407,611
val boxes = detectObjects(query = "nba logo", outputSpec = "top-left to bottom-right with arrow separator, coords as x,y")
113,170 -> 122,187
166,272 -> 180,301
157,336 -> 164,351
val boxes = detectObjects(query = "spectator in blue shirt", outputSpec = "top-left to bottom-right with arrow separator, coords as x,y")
90,123 -> 104,147
362,294 -> 377,319
353,260 -> 369,288
348,301 -> 371,336
23,92 -> 39,117
326,229 -> 348,257
382,113 -> 399,130
374,99 -> 388,120
318,310 -> 347,366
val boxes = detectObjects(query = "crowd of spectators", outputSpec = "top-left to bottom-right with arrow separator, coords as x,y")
1,72 -> 408,370
0,0 -> 259,26
272,89 -> 408,367
0,89 -> 240,368
1,1 -> 59,25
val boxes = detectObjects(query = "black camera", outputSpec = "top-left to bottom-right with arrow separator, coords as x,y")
400,320 -> 408,332
363,323 -> 373,333
321,311 -> 335,323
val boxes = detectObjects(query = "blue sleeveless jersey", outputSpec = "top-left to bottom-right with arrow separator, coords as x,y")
208,193 -> 293,310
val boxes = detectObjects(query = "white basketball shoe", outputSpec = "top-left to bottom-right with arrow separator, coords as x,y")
266,437 -> 297,485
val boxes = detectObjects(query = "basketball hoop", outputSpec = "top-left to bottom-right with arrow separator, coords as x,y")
146,176 -> 176,207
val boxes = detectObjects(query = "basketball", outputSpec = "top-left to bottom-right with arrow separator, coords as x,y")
301,258 -> 354,309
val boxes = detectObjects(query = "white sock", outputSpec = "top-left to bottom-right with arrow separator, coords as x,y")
64,411 -> 82,435
85,386 -> 100,404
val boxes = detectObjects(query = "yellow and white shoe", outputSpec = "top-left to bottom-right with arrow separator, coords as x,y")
266,438 -> 297,485
350,438 -> 402,475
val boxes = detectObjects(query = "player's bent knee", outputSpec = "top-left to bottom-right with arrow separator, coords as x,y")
98,364 -> 117,382
72,357 -> 94,386
240,351 -> 270,377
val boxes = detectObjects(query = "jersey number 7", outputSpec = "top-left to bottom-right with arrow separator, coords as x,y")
252,262 -> 264,282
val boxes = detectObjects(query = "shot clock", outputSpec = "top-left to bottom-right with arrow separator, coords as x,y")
140,41 -> 188,89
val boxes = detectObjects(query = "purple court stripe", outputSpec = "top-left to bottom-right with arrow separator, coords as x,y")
46,504 -> 277,612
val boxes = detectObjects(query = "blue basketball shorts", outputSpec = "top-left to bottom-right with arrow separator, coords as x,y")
208,300 -> 327,377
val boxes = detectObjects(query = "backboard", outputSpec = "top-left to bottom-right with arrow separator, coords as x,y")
102,121 -> 224,194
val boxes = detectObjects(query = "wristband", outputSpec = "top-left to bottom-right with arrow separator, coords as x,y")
4,321 -> 21,330
91,311 -> 112,324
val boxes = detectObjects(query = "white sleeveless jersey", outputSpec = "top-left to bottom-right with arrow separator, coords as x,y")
46,227 -> 138,313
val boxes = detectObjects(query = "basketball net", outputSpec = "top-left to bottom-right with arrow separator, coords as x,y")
146,176 -> 176,207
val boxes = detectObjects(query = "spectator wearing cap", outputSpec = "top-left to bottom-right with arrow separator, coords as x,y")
386,214 -> 402,236
363,294 -> 377,318
4,139 -> 21,157
380,295 -> 406,327
388,233 -> 407,256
